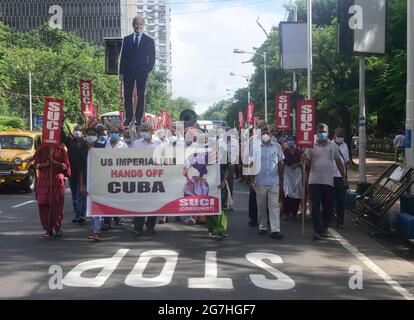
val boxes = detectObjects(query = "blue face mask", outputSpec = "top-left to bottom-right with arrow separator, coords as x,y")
110,133 -> 120,141
318,132 -> 328,141
287,140 -> 295,148
100,135 -> 108,142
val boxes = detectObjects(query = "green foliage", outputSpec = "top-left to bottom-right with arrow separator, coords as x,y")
205,0 -> 407,141
0,22 -> 190,127
0,116 -> 26,131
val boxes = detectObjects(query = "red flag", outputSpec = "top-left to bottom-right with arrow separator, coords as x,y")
93,104 -> 100,121
154,115 -> 159,130
275,92 -> 291,131
161,110 -> 167,127
246,103 -> 255,124
238,111 -> 244,129
80,80 -> 93,117
42,98 -> 64,147
168,116 -> 173,129
296,100 -> 315,148
119,110 -> 124,129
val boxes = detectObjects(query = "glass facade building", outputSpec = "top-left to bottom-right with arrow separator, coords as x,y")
0,0 -> 128,44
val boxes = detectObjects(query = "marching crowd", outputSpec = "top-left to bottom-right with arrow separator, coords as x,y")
33,118 -> 350,242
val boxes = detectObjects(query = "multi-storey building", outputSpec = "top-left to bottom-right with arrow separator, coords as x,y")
0,0 -> 135,44
137,0 -> 171,90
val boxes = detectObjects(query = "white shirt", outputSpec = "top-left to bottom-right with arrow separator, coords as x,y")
105,139 -> 128,149
134,32 -> 142,46
394,134 -> 405,148
132,138 -> 161,149
333,142 -> 349,177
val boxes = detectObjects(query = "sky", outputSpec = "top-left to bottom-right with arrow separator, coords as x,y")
169,0 -> 287,115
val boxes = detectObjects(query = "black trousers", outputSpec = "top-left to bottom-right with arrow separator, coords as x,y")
123,73 -> 148,125
133,216 -> 157,231
309,184 -> 335,234
334,177 -> 346,225
249,187 -> 257,223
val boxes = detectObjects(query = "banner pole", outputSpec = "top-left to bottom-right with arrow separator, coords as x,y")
48,148 -> 53,234
302,154 -> 306,236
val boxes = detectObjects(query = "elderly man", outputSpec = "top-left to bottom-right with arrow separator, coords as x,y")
250,124 -> 285,240
119,16 -> 156,128
305,123 -> 348,240
131,123 -> 161,235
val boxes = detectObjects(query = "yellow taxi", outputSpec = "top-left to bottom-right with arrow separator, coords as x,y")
0,129 -> 42,192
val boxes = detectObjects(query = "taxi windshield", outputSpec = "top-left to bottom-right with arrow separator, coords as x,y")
0,136 -> 33,150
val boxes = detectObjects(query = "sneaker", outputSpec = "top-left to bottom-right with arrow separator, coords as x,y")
93,233 -> 101,241
258,229 -> 267,235
313,233 -> 324,241
88,232 -> 95,239
211,230 -> 225,240
270,232 -> 284,240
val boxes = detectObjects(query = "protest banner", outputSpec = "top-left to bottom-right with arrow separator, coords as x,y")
275,92 -> 291,131
86,147 -> 221,217
80,80 -> 93,118
296,100 -> 315,148
42,97 -> 64,147
161,110 -> 167,127
246,103 -> 255,124
238,111 -> 244,129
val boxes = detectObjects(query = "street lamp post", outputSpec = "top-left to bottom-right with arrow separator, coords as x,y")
233,48 -> 268,122
29,72 -> 33,131
229,72 -> 251,103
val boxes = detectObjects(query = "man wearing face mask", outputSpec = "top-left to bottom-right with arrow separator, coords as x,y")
250,126 -> 285,240
333,128 -> 349,229
122,129 -> 133,147
131,123 -> 161,235
97,124 -> 109,144
61,124 -> 86,224
304,123 -> 348,241
79,127 -> 106,241
106,126 -> 128,149
103,126 -> 128,230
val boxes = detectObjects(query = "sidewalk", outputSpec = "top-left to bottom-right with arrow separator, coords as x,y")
348,157 -> 395,190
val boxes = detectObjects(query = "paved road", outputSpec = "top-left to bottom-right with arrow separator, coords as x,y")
0,181 -> 414,300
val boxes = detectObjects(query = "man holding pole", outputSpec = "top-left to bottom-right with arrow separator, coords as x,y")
304,123 -> 347,241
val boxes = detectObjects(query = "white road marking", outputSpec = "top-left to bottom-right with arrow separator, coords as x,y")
11,200 -> 36,208
329,228 -> 414,300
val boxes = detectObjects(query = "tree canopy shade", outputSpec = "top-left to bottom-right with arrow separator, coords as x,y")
0,22 -> 194,127
203,0 -> 407,140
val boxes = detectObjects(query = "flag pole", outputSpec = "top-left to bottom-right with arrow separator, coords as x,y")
48,147 -> 53,234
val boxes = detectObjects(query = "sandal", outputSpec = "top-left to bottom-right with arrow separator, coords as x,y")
55,229 -> 63,237
43,231 -> 52,239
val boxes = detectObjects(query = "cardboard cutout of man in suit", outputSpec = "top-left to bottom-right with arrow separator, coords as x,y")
119,16 -> 156,128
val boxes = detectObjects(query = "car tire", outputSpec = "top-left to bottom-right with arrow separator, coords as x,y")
22,167 -> 35,193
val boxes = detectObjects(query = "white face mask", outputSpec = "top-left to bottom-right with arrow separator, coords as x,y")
262,134 -> 271,143
73,131 -> 82,139
86,135 -> 97,145
335,137 -> 344,144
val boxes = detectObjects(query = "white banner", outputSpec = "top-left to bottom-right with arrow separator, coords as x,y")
86,147 -> 221,217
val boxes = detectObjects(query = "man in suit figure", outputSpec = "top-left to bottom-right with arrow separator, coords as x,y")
119,16 -> 156,128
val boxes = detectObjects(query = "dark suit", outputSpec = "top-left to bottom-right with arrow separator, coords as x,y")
119,32 -> 155,126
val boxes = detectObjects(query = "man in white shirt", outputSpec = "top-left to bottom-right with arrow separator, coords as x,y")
393,130 -> 405,162
131,123 -> 161,235
333,128 -> 350,229
103,126 -> 128,229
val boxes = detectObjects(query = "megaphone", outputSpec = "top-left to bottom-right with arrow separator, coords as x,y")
179,109 -> 197,128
